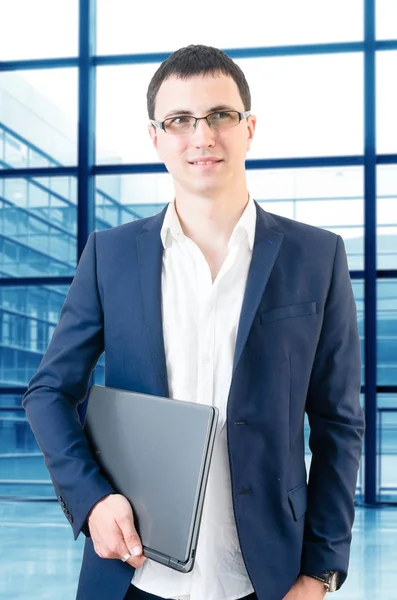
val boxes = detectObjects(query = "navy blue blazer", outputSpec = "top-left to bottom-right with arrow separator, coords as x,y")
23,203 -> 364,600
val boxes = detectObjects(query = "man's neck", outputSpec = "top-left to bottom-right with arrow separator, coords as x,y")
173,188 -> 250,283
174,189 -> 250,253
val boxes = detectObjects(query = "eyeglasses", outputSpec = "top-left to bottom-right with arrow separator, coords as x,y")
150,110 -> 251,135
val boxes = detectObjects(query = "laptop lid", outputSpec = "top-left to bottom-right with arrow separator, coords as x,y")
83,385 -> 218,572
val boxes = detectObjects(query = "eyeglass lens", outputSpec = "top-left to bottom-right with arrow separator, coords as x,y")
164,111 -> 240,134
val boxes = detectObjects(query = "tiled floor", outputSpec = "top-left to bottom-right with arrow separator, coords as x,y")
0,502 -> 396,600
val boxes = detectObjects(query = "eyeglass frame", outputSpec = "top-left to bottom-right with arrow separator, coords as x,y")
150,110 -> 252,134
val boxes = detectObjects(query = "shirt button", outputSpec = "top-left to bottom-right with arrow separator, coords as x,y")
202,354 -> 211,364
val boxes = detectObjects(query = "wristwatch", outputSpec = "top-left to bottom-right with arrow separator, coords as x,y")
309,571 -> 340,592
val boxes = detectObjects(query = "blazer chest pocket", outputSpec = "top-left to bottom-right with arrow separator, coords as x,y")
288,482 -> 307,521
258,301 -> 317,324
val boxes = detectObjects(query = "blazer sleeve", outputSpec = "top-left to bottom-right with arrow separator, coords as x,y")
22,232 -> 115,540
301,235 -> 365,586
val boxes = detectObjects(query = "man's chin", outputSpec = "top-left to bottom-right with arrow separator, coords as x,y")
174,174 -> 228,198
190,177 -> 225,195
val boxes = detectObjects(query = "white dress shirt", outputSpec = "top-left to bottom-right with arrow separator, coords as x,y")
132,196 -> 256,600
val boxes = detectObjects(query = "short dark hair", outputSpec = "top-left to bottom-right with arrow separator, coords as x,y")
147,44 -> 251,120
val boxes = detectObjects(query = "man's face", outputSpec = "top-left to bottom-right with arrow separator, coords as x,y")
148,73 -> 256,198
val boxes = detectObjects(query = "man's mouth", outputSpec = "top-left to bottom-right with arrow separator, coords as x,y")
188,159 -> 223,167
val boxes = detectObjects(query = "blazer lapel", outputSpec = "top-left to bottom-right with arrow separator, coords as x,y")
233,204 -> 284,373
136,207 -> 169,397
135,203 -> 283,391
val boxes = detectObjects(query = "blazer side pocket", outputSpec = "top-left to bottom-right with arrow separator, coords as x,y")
259,301 -> 317,324
288,482 -> 307,521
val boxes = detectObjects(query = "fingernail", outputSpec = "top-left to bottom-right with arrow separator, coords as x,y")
131,546 -> 141,556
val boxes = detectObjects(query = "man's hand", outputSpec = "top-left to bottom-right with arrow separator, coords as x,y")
87,493 -> 147,569
282,575 -> 327,600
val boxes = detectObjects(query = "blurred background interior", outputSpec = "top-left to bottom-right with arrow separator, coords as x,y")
0,0 -> 396,598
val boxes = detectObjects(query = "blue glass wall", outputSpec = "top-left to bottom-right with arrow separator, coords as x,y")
0,0 -> 396,503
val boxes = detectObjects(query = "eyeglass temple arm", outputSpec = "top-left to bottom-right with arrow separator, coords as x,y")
150,119 -> 165,130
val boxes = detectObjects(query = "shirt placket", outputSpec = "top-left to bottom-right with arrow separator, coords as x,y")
194,253 -> 216,407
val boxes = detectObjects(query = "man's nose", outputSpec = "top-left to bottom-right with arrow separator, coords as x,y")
191,118 -> 216,146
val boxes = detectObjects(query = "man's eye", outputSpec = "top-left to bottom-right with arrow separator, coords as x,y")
213,112 -> 230,119
171,116 -> 191,125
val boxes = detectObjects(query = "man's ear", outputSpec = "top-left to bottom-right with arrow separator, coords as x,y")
148,123 -> 159,150
246,114 -> 257,152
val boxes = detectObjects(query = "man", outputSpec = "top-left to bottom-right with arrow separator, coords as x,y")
23,45 -> 364,600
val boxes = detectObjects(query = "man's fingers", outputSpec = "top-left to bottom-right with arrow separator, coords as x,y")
122,529 -> 147,568
117,513 -> 145,562
125,552 -> 147,569
88,494 -> 146,566
122,530 -> 144,558
120,541 -> 147,568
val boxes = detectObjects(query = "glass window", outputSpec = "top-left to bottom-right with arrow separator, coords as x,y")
376,0 -> 397,40
0,70 -> 78,165
0,393 -> 53,497
96,169 -> 364,269
95,174 -> 172,230
4,131 -> 28,168
0,177 -> 77,277
0,0 -> 78,60
97,0 -> 363,55
0,286 -> 69,387
377,280 -> 397,386
0,394 -> 37,453
352,280 -> 365,387
377,394 -> 397,502
356,394 -> 365,501
28,147 -> 51,168
304,396 -> 364,498
377,51 -> 397,154
96,64 -> 159,165
96,54 -> 363,164
377,165 -> 397,270
241,53 -> 363,159
0,128 -> 4,164
247,166 -> 364,270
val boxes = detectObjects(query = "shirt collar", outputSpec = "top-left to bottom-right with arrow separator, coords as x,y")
160,200 -> 185,249
228,194 -> 256,251
160,195 -> 256,251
